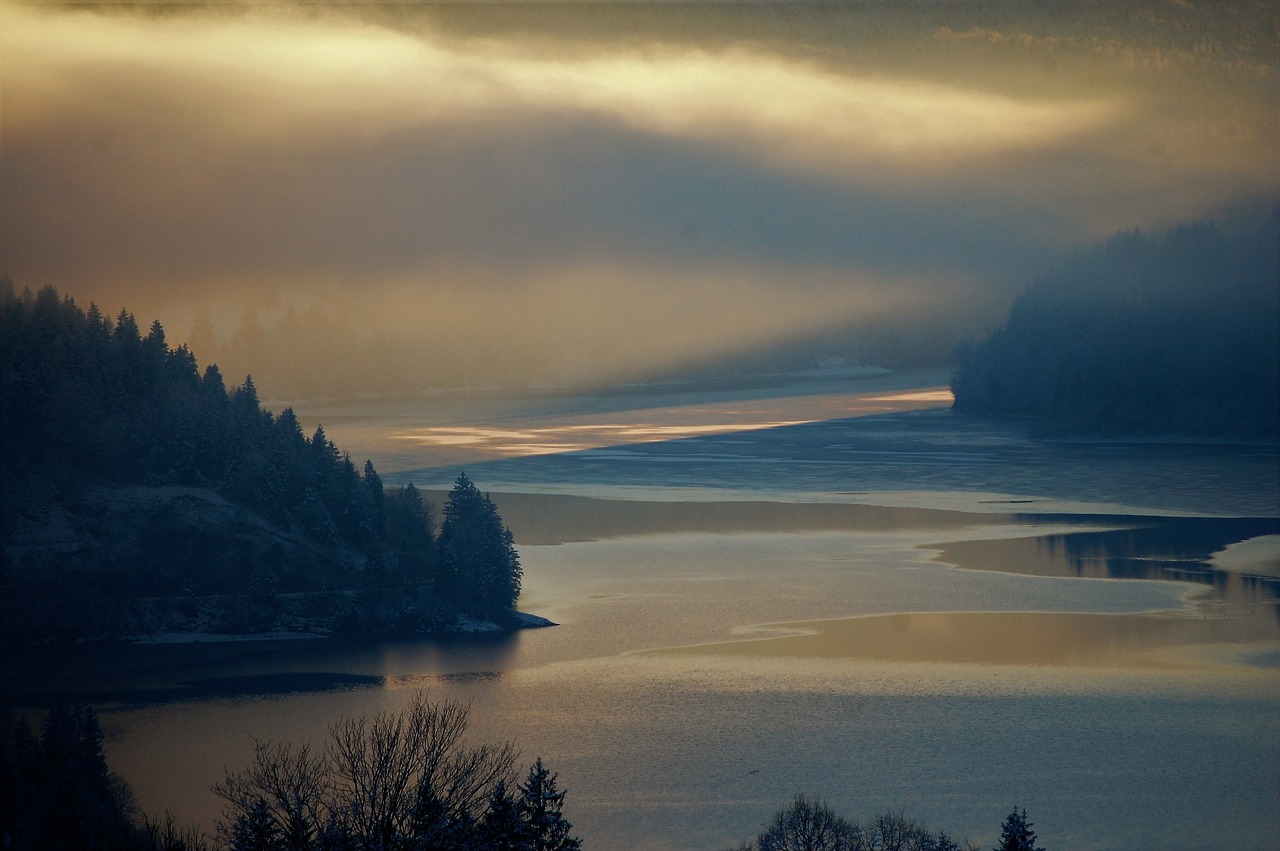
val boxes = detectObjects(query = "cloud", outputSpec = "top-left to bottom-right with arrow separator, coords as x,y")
2,2 -> 1276,389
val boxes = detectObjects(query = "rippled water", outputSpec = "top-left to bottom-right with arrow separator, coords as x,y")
6,375 -> 1279,850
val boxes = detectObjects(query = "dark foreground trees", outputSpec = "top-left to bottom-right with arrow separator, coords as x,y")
215,692 -> 579,851
0,704 -> 140,851
996,807 -> 1043,851
1,699 -> 579,850
730,796 -> 1045,851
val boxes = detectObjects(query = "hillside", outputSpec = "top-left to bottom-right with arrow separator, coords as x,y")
0,284 -> 527,644
951,210 -> 1279,440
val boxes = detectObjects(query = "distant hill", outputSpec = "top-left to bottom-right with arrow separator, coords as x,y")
951,210 -> 1279,440
0,284 -> 524,644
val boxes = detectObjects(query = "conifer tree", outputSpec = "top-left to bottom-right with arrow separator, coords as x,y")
438,473 -> 522,615
385,483 -> 436,587
997,806 -> 1044,851
478,779 -> 529,851
517,758 -> 580,851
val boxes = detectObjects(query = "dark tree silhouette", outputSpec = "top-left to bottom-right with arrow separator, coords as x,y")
438,473 -> 523,616
0,706 -> 141,851
384,482 -> 438,588
213,694 -> 579,851
997,807 -> 1044,851
733,797 -> 976,851
517,757 -> 581,851
477,779 -> 528,850
755,795 -> 860,851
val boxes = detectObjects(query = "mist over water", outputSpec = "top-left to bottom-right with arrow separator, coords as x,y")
7,378 -> 1277,850
4,3 -> 1278,846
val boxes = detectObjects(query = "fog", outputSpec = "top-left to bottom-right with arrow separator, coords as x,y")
2,1 -> 1276,395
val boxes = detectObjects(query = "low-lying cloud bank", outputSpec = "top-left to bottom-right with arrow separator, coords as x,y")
2,2 -> 1275,393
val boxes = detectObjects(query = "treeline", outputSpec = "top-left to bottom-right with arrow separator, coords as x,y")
0,697 -> 581,851
2,282 -> 389,549
730,795 -> 1044,851
951,210 -> 1279,439
0,701 -> 1047,850
0,284 -> 521,641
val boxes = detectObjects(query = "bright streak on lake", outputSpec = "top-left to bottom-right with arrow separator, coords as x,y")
281,370 -> 957,471
8,371 -> 1277,851
393,420 -> 817,457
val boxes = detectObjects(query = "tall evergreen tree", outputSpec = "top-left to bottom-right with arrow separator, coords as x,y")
517,758 -> 580,851
438,473 -> 522,616
997,806 -> 1044,851
385,483 -> 437,587
478,779 -> 530,851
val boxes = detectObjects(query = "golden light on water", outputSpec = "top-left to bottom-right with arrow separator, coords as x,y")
394,421 -> 815,458
866,389 -> 956,404
388,385 -> 953,460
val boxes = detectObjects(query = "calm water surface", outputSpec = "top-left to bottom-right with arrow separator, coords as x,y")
6,375 -> 1279,850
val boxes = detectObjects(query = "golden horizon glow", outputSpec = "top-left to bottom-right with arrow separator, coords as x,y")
4,4 -> 1116,179
2,3 -> 1275,393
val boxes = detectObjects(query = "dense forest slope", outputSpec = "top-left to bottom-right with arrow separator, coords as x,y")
951,210 -> 1279,439
0,284 -> 525,645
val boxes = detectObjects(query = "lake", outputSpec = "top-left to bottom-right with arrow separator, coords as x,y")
5,370 -> 1279,849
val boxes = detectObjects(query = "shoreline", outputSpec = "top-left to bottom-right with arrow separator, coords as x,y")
7,610 -> 561,649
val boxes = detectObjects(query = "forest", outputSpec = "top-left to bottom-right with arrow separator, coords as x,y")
0,697 -> 582,851
0,699 -> 1044,851
951,209 -> 1279,439
0,283 -> 522,644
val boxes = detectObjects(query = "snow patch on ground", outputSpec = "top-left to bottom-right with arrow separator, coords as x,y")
512,611 -> 558,628
452,611 -> 558,633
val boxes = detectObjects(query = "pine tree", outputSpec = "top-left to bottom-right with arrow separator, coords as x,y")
386,483 -> 437,587
477,779 -> 530,851
517,758 -> 580,851
438,474 -> 521,615
997,806 -> 1044,851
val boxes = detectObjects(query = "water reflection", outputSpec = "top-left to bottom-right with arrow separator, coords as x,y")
934,516 -> 1280,615
2,632 -> 520,708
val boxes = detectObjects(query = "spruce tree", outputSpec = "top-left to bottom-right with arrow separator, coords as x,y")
385,482 -> 436,587
478,779 -> 530,851
438,473 -> 521,616
997,806 -> 1044,851
517,758 -> 580,851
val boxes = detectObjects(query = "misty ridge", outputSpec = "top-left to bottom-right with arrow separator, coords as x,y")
169,207 -> 1279,406
952,208 -> 1279,440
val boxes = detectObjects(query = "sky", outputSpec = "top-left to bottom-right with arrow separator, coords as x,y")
2,1 -> 1277,394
